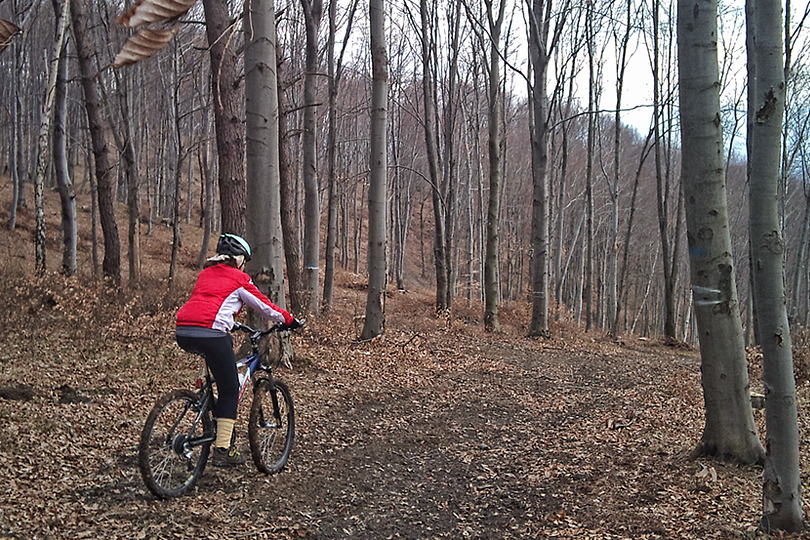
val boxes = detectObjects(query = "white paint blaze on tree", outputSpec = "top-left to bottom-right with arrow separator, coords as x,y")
676,0 -> 764,464
747,0 -> 803,532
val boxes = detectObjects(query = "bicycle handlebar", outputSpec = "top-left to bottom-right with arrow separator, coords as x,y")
231,319 -> 305,338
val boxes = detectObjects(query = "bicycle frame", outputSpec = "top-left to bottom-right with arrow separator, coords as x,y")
235,352 -> 267,402
187,331 -> 277,446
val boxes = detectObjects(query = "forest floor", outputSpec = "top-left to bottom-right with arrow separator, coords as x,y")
0,270 -> 809,540
1,188 -> 810,539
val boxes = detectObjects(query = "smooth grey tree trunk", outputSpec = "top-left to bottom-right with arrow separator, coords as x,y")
483,0 -> 505,332
51,0 -> 76,277
676,0 -> 764,465
527,0 -> 564,338
301,0 -> 323,315
418,0 -> 449,313
747,0 -> 803,531
360,0 -> 388,341
245,0 -> 287,305
245,0 -> 293,362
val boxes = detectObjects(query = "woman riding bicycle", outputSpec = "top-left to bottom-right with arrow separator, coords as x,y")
175,233 -> 300,467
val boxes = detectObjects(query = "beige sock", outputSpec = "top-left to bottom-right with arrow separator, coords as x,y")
215,418 -> 236,449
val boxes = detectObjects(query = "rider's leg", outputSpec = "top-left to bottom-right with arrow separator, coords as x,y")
176,333 -> 245,466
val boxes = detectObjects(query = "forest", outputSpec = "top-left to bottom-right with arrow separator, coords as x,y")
2,0 -> 809,340
1,0 -> 810,536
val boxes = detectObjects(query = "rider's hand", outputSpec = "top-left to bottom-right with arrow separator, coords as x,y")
286,317 -> 303,330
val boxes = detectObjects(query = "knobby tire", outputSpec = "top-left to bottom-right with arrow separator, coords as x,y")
138,389 -> 212,499
248,378 -> 294,474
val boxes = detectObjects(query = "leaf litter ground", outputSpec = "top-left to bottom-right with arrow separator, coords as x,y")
0,279 -> 809,539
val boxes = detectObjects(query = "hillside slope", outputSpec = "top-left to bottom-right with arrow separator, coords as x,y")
1,183 -> 809,538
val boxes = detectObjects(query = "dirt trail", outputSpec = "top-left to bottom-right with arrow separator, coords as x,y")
2,318 -> 794,540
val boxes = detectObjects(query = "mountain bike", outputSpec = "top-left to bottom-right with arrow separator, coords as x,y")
138,322 -> 299,499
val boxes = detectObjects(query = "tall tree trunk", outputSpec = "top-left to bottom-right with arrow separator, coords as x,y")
483,0 -> 505,332
322,0 -> 339,311
419,0 -> 448,313
52,0 -> 76,277
168,44 -> 183,288
584,7 -> 596,331
109,69 -> 142,284
442,0 -> 462,309
676,0 -> 763,465
72,0 -> 121,285
106,66 -> 141,283
360,0 -> 388,341
528,0 -> 562,338
245,0 -> 290,308
747,0 -> 803,531
301,0 -> 323,314
203,0 -> 245,235
245,0 -> 294,361
608,0 -> 634,336
8,16 -> 23,231
653,0 -> 678,340
278,47 -> 304,315
196,128 -> 215,267
33,0 -> 71,275
323,0 -> 357,309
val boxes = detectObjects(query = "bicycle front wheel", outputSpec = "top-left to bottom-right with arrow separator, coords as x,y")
138,389 -> 213,499
249,378 -> 294,474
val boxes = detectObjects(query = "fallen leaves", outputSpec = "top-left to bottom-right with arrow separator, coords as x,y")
0,275 -> 809,539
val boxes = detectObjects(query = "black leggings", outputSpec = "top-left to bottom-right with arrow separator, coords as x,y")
176,334 -> 239,419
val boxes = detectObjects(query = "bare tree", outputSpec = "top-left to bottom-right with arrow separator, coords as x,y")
202,0 -> 245,235
6,6 -> 24,231
301,0 -> 323,314
51,0 -> 76,276
527,0 -> 569,337
323,0 -> 358,310
676,0 -> 763,464
72,0 -> 121,285
747,0 -> 803,531
33,0 -> 71,275
245,0 -> 289,308
652,0 -> 679,340
360,0 -> 388,340
482,0 -> 506,332
418,0 -> 450,313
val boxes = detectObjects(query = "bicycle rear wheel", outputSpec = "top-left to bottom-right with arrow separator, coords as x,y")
248,378 -> 294,474
138,389 -> 213,498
